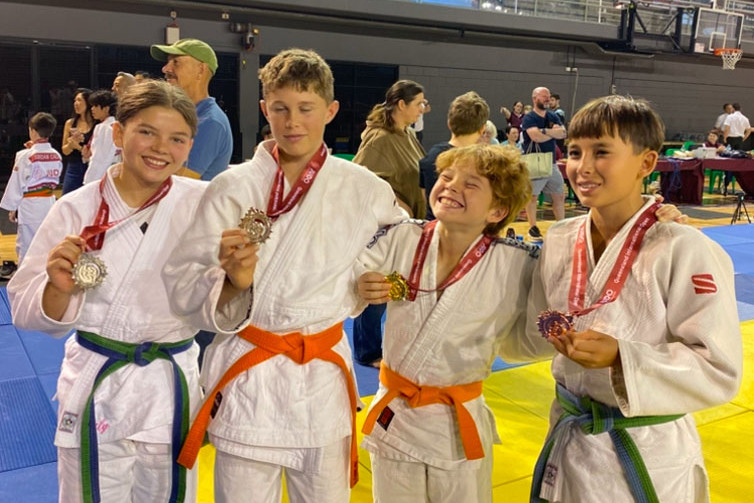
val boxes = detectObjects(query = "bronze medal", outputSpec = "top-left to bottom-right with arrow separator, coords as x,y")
537,310 -> 573,339
239,207 -> 272,244
72,253 -> 107,290
385,271 -> 410,302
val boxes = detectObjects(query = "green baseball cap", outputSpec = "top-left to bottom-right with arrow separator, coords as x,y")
150,38 -> 218,75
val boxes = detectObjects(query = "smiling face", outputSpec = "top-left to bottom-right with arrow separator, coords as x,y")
112,105 -> 193,190
566,134 -> 656,219
260,85 -> 339,168
507,127 -> 520,143
430,159 -> 505,234
162,55 -> 203,91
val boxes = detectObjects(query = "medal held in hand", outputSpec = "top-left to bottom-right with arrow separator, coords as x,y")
385,271 -> 409,301
239,207 -> 272,244
72,253 -> 107,290
537,310 -> 573,339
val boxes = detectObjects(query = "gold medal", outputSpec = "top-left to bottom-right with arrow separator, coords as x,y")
385,271 -> 409,302
239,207 -> 272,244
72,253 -> 107,290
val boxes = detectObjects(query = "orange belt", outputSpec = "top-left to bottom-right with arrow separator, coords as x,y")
177,322 -> 359,487
362,363 -> 485,460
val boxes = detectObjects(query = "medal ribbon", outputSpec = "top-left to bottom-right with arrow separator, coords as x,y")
568,201 -> 660,317
406,220 -> 495,301
80,175 -> 172,251
267,143 -> 327,220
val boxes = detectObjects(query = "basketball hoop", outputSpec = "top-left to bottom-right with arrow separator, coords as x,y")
714,48 -> 743,70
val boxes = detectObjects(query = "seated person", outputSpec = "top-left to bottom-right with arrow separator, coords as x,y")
703,130 -> 726,153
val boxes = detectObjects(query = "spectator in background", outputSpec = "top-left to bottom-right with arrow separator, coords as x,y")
82,90 -> 120,184
501,100 -> 525,130
478,120 -> 500,145
549,93 -> 566,124
714,103 -> 733,131
61,88 -> 94,194
352,79 -> 426,368
111,71 -> 135,96
502,125 -> 523,151
521,86 -> 567,242
134,70 -> 151,82
151,38 -> 232,181
703,129 -> 726,154
722,103 -> 751,194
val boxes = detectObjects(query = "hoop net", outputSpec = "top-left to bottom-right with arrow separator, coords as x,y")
714,48 -> 743,70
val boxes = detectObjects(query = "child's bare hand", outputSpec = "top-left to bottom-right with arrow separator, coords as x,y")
358,271 -> 392,304
8,210 -> 17,223
654,196 -> 689,225
547,329 -> 619,368
219,229 -> 259,291
47,235 -> 86,294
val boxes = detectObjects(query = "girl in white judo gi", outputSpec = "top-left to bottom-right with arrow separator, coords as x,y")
8,80 -> 206,503
0,112 -> 62,263
530,95 -> 742,503
162,49 -> 405,503
82,90 -> 121,185
356,144 -> 553,502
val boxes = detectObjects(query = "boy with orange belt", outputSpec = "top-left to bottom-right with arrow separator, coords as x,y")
356,144 -> 553,502
162,48 -> 404,503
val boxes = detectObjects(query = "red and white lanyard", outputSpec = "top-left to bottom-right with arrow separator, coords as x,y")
406,220 -> 495,301
79,176 -> 172,251
267,143 -> 327,220
568,202 -> 660,316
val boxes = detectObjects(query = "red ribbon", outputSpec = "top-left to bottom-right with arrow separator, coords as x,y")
267,143 -> 328,220
79,176 -> 172,251
568,201 -> 660,317
406,220 -> 495,301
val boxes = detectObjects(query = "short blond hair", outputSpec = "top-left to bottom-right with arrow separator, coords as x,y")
435,144 -> 531,235
258,48 -> 334,103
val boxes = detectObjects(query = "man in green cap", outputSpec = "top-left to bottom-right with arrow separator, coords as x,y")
151,38 -> 232,181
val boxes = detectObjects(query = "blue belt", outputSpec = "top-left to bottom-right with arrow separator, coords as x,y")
76,331 -> 194,503
530,383 -> 683,503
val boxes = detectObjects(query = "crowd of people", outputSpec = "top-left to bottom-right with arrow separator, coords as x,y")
0,39 -> 744,503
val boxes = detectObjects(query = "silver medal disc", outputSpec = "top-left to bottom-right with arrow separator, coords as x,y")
72,253 -> 107,290
239,207 -> 272,244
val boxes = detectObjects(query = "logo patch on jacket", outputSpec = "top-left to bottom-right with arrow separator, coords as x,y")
691,274 -> 717,294
377,406 -> 395,431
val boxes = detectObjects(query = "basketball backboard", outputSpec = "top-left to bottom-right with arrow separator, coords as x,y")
693,7 -> 744,53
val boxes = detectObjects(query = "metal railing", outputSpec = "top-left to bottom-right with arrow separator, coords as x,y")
401,0 -> 754,45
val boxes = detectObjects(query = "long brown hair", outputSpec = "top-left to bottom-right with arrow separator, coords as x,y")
366,80 -> 424,132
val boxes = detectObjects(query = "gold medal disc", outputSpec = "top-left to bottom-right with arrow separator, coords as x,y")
385,271 -> 409,301
239,207 -> 272,244
72,253 -> 107,290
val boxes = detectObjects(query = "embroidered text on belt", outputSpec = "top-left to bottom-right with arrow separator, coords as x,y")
362,363 -> 485,460
75,331 -> 194,503
530,383 -> 684,503
177,322 -> 360,487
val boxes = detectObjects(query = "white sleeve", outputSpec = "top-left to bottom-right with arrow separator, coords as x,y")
162,175 -> 252,334
614,230 -> 742,416
7,200 -> 86,337
0,150 -> 29,211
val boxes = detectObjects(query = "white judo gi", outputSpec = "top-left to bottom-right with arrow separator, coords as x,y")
83,116 -> 121,185
530,197 -> 742,503
7,167 -> 207,502
0,141 -> 62,262
356,220 -> 552,502
162,141 -> 404,502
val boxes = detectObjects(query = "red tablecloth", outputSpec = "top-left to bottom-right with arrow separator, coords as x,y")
701,158 -> 754,198
654,159 -> 704,205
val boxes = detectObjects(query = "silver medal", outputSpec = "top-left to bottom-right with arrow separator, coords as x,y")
72,253 -> 107,290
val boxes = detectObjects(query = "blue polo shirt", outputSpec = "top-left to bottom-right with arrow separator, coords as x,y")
189,97 -> 233,181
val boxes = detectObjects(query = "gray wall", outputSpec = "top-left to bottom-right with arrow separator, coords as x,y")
1,1 -> 752,158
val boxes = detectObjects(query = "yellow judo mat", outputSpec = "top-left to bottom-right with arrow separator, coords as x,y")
194,322 -> 754,502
